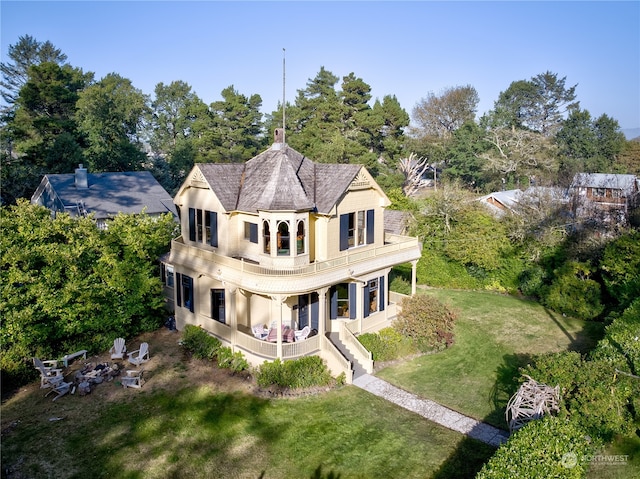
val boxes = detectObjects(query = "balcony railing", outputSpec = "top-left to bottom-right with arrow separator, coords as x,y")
170,233 -> 420,279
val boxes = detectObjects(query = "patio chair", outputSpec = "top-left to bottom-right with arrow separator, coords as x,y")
110,337 -> 127,360
252,325 -> 268,340
45,381 -> 73,401
294,325 -> 311,342
121,369 -> 145,389
33,357 -> 65,389
127,342 -> 149,367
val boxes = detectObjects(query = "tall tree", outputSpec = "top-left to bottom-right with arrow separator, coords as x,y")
370,95 -> 410,166
76,73 -> 149,171
1,35 -> 68,109
411,85 -> 479,140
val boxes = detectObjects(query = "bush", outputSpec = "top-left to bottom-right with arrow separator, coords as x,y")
393,294 -> 457,352
476,416 -> 595,479
217,346 -> 249,373
358,328 -> 417,361
591,298 -> 640,374
256,356 -> 332,389
181,325 -> 221,360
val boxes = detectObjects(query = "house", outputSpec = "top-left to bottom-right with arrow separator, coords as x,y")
31,164 -> 177,229
163,129 -> 422,383
477,189 -> 523,217
478,187 -> 568,219
569,173 -> 640,225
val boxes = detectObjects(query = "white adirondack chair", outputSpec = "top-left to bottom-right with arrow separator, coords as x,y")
127,342 -> 149,367
110,338 -> 127,360
295,325 -> 311,342
121,369 -> 145,389
45,381 -> 73,401
33,357 -> 65,389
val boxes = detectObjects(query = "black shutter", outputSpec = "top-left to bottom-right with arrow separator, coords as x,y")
188,208 -> 196,242
339,213 -> 349,251
176,273 -> 182,307
209,211 -> 218,247
379,276 -> 385,312
349,283 -> 357,319
298,295 -> 309,329
330,286 -> 337,319
366,209 -> 375,244
186,276 -> 194,313
363,283 -> 370,318
310,292 -> 319,330
249,223 -> 258,243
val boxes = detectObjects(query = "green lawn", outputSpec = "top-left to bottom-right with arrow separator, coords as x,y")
377,289 -> 604,429
1,384 -> 494,479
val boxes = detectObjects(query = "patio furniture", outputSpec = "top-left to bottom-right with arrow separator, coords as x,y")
294,325 -> 311,342
61,349 -> 87,367
127,342 -> 149,367
33,357 -> 65,389
110,338 -> 127,360
252,325 -> 268,340
45,381 -> 73,401
121,369 -> 144,389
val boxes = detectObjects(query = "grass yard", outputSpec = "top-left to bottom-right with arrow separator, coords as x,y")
1,328 -> 494,479
377,289 -> 604,429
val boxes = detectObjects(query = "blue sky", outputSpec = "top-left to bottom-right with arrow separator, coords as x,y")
2,1 -> 639,129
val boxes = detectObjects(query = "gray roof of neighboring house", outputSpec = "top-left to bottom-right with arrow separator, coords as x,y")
32,170 -> 177,219
196,144 -> 363,214
570,173 -> 639,195
384,209 -> 411,235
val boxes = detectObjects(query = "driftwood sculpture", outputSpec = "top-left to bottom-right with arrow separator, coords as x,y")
506,375 -> 560,433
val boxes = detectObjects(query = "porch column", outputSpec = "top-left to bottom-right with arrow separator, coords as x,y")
271,294 -> 287,359
318,287 -> 328,337
411,259 -> 418,296
228,287 -> 237,346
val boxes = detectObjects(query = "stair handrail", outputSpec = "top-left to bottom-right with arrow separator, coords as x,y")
339,322 -> 374,374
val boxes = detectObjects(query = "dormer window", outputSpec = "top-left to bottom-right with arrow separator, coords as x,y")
263,221 -> 271,253
260,215 -> 307,260
277,221 -> 290,256
189,208 -> 218,247
340,209 -> 374,251
296,220 -> 305,254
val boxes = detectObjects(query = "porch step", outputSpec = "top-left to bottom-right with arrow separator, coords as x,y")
326,332 -> 368,379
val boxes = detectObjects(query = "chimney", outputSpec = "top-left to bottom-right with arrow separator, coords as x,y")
272,128 -> 284,150
75,164 -> 88,189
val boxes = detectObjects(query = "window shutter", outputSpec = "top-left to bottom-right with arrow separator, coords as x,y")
249,223 -> 258,243
330,286 -> 337,319
176,273 -> 182,307
339,214 -> 350,251
379,276 -> 386,312
188,208 -> 196,242
161,264 -> 166,284
363,283 -> 370,318
310,292 -> 319,330
366,209 -> 375,244
349,283 -> 357,319
209,211 -> 218,247
186,276 -> 194,313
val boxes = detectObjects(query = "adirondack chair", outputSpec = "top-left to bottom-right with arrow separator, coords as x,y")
33,357 -> 65,389
127,342 -> 149,366
294,325 -> 311,342
252,325 -> 268,340
121,369 -> 144,389
45,381 -> 73,401
110,338 -> 127,360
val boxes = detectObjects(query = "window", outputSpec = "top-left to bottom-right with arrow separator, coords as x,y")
211,289 -> 225,323
189,209 -> 217,247
593,188 -> 606,197
161,264 -> 174,288
367,279 -> 378,315
244,222 -> 258,243
340,209 -> 374,251
330,283 -> 357,319
263,221 -> 271,253
277,221 -> 290,255
296,220 -> 305,254
176,273 -> 194,313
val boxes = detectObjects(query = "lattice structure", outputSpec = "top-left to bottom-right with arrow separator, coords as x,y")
506,375 -> 560,433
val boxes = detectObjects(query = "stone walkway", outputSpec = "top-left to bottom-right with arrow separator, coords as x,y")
352,374 -> 510,447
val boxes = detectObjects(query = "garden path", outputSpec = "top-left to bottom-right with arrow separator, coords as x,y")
353,374 -> 509,447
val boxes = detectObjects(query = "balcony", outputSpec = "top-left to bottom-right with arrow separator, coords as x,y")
168,233 -> 421,295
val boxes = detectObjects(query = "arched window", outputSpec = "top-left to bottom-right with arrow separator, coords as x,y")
263,220 -> 270,254
296,220 -> 305,254
277,221 -> 290,256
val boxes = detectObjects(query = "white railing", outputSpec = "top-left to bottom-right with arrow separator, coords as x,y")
170,233 -> 420,278
339,322 -> 374,374
283,335 -> 320,358
235,332 -> 277,358
320,334 -> 353,384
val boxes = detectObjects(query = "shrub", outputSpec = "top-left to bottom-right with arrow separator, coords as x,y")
181,325 -> 221,360
358,328 -> 417,361
393,294 -> 457,352
217,346 -> 249,373
476,416 -> 595,479
256,356 -> 332,389
591,298 -> 640,374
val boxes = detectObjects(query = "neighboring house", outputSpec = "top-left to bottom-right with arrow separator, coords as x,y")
163,129 -> 422,382
570,173 -> 640,225
477,189 -> 523,217
478,187 -> 568,218
31,164 -> 177,229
